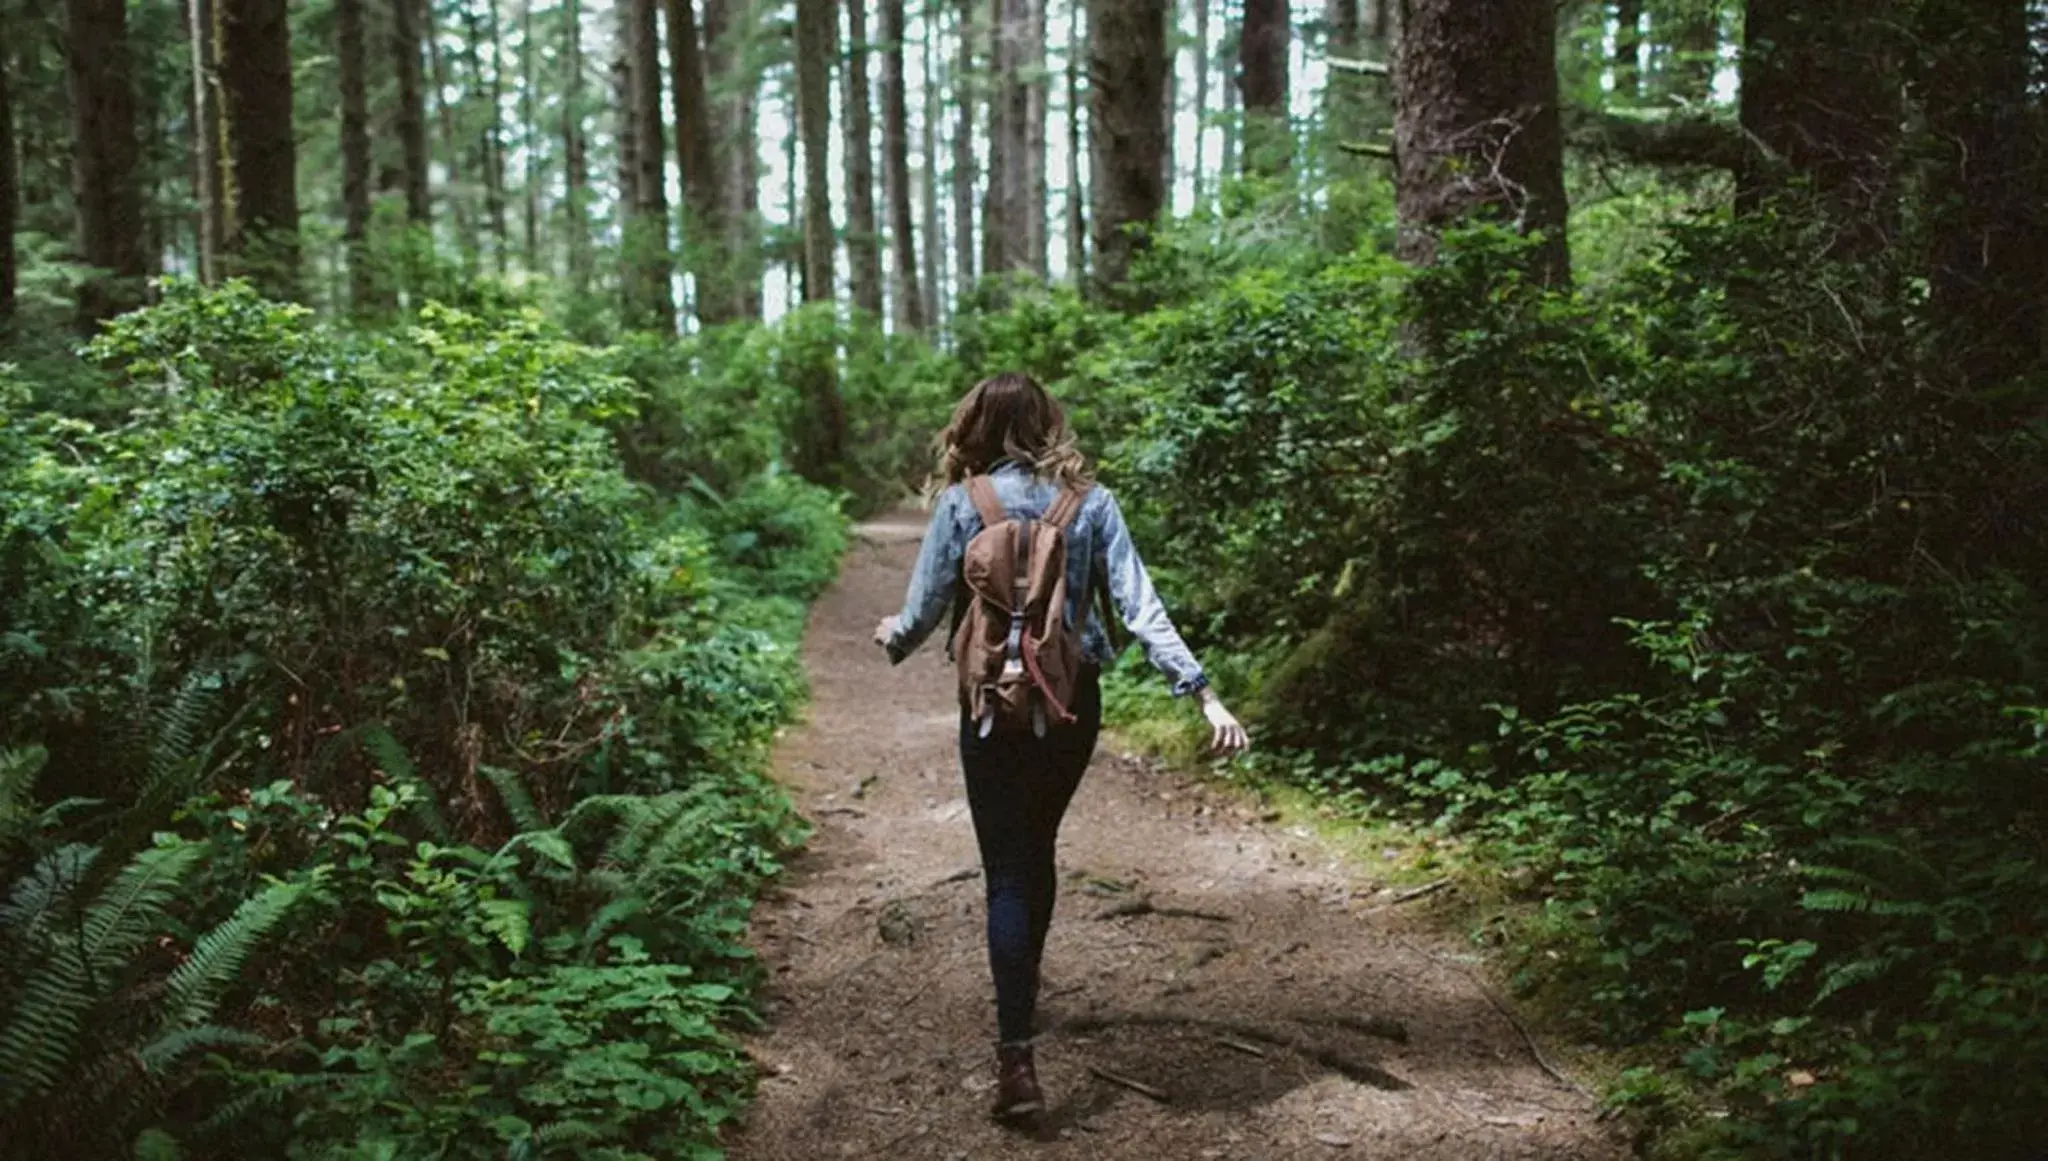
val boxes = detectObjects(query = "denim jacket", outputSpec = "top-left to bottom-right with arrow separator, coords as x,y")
883,462 -> 1209,697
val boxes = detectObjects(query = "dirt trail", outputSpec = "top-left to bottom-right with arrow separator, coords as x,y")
728,517 -> 1626,1161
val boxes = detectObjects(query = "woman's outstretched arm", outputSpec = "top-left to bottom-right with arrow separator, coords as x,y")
878,487 -> 965,664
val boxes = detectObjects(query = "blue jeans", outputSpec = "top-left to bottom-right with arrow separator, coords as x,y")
959,667 -> 1103,1044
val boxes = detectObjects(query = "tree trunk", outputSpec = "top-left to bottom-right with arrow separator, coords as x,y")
0,16 -> 14,325
703,0 -> 763,318
339,0 -> 374,312
1161,0 -> 1177,207
919,0 -> 943,329
470,0 -> 510,275
187,0 -> 226,284
986,0 -> 1029,275
562,0 -> 591,292
66,0 -> 147,321
1913,0 -> 2044,385
1738,0 -> 1900,255
625,0 -> 675,330
1066,0 -> 1086,283
520,0 -> 540,269
1088,0 -> 1168,301
881,0 -> 924,331
843,0 -> 883,315
951,0 -> 976,296
1218,15 -> 1239,177
796,0 -> 837,302
221,0 -> 300,300
1238,0 -> 1290,175
1024,0 -> 1049,277
393,0 -> 430,224
430,4 -> 478,268
1393,0 -> 1569,285
1191,0 -> 1209,207
668,0 -> 731,323
1612,0 -> 1642,102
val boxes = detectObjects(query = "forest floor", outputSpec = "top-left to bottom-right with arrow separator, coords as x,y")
727,516 -> 1629,1161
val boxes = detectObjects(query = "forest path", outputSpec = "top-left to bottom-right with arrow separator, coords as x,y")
727,516 -> 1624,1161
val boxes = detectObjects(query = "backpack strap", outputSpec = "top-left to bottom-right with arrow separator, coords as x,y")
1042,486 -> 1089,531
964,475 -> 1010,529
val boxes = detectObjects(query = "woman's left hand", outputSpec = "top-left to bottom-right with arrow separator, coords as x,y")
1198,690 -> 1251,756
873,615 -> 902,649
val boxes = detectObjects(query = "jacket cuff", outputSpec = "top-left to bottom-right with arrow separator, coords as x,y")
1173,673 -> 1210,698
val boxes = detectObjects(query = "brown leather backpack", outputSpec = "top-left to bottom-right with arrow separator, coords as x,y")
952,476 -> 1093,737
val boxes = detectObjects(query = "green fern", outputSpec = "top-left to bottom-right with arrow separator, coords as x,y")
160,875 -> 314,1029
360,726 -> 450,841
0,746 -> 49,848
481,764 -> 547,832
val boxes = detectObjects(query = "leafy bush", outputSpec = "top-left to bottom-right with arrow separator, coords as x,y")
0,281 -> 847,1158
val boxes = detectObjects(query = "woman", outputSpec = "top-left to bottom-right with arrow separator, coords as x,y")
872,372 -> 1249,1124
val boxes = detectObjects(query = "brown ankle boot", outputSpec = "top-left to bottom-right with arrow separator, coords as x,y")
992,1042 -> 1045,1122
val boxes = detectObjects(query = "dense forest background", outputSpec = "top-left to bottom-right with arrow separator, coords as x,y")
4,0 -> 2047,1158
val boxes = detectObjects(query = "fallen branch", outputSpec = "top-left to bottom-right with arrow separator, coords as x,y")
1065,1009 -> 1410,1092
1094,897 -> 1234,924
1389,879 -> 1452,905
1214,1035 -> 1267,1058
1088,1065 -> 1170,1102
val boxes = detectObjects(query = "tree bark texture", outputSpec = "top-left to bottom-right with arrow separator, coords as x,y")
1738,0 -> 1901,255
668,0 -> 732,323
470,0 -> 510,274
951,0 -> 976,294
703,0 -> 764,318
393,0 -> 431,223
187,0 -> 227,283
1088,0 -> 1167,300
881,0 -> 924,331
339,0 -> 374,311
562,0 -> 591,291
520,0 -> 541,268
842,0 -> 884,315
625,0 -> 675,330
985,0 -> 1029,274
0,20 -> 14,324
1191,0 -> 1210,206
796,0 -> 837,302
1238,0 -> 1290,174
1393,0 -> 1569,285
1024,0 -> 1049,277
66,0 -> 147,321
1912,0 -> 2045,384
919,1 -> 942,328
222,0 -> 300,300
1066,0 -> 1086,283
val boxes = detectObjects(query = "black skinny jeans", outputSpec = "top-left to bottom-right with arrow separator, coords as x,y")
959,667 -> 1103,1044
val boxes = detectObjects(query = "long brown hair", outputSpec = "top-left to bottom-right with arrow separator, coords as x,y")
930,372 -> 1093,495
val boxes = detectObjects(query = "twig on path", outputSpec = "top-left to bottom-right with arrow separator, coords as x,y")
1214,1035 -> 1268,1058
1094,897 -> 1234,924
1088,1065 -> 1170,1103
933,866 -> 980,886
1065,1010 -> 1410,1092
1388,879 -> 1452,905
1394,934 -> 1595,1101
816,805 -> 867,819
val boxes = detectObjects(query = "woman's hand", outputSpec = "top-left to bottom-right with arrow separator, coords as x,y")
1197,689 -> 1250,756
873,615 -> 902,650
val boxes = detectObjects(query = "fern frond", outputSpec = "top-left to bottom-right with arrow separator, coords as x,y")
1799,888 -> 1876,914
1,842 -> 97,948
193,1071 -> 333,1137
159,877 -> 308,1030
1814,955 -> 1894,1003
83,843 -> 206,974
481,764 -> 547,832
0,745 -> 49,847
137,1025 -> 268,1075
360,727 -> 450,841
148,677 -> 221,792
580,894 -> 649,953
0,921 -> 96,1110
133,1126 -> 183,1161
